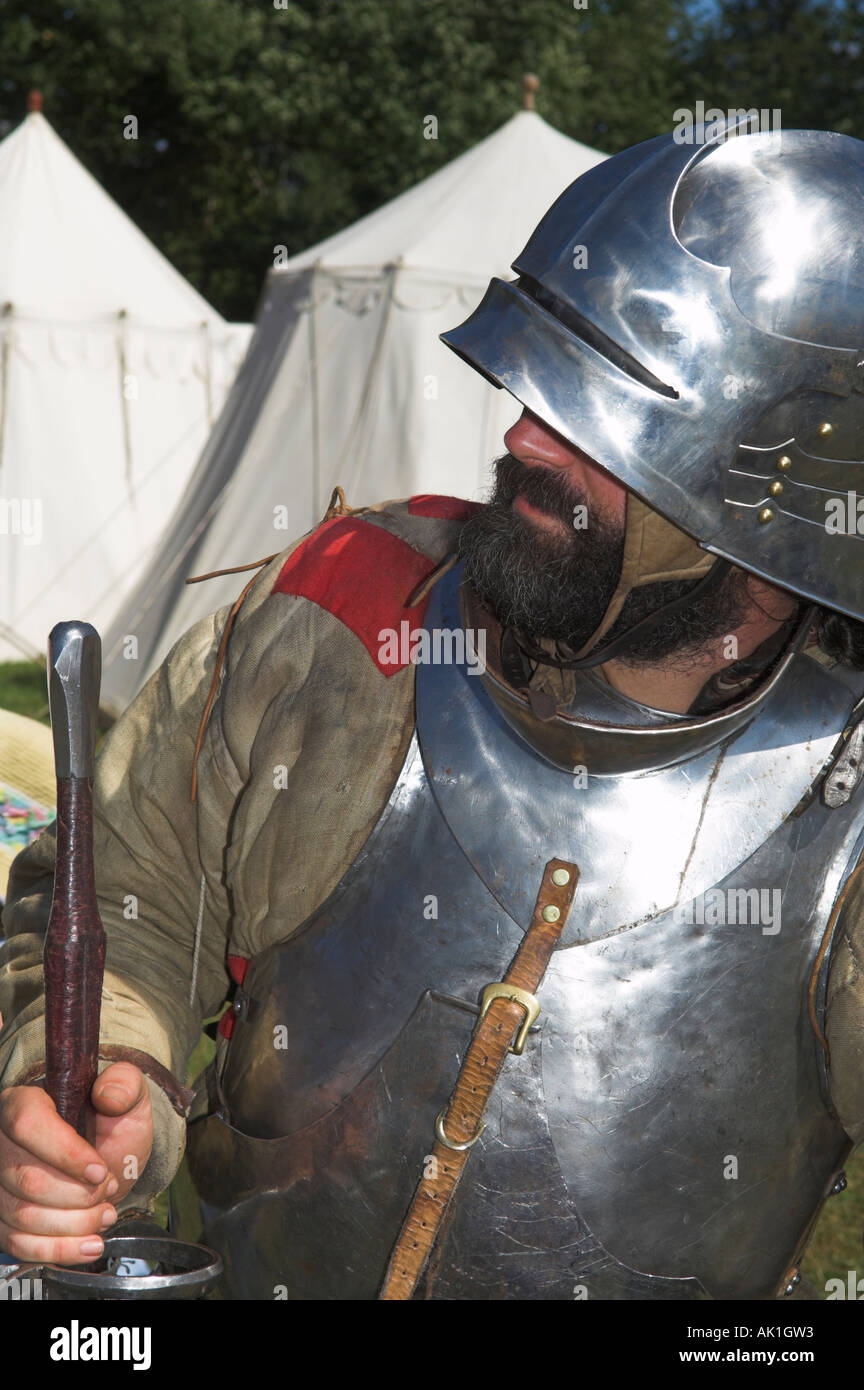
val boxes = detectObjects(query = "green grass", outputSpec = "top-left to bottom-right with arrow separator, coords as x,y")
0,661 -> 50,724
154,1024 -> 220,1233
802,1146 -> 864,1296
187,1029 -> 219,1083
0,660 -> 115,735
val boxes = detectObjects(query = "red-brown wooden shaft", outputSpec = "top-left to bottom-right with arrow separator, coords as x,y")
43,776 -> 106,1135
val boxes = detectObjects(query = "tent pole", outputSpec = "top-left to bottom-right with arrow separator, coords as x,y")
309,262 -> 323,520
336,257 -> 402,503
117,308 -> 134,497
0,303 -> 11,479
201,320 -> 214,431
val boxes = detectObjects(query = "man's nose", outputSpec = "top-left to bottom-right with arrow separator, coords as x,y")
504,408 -> 582,469
503,406 -> 629,522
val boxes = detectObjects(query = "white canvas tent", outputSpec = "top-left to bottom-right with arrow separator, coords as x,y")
101,101 -> 606,712
0,96 -> 252,664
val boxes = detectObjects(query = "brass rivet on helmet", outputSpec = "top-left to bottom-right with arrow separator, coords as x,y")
769,480 -> 783,496
551,868 -> 571,886
818,422 -> 833,436
758,507 -> 774,524
777,455 -> 792,471
542,904 -> 561,923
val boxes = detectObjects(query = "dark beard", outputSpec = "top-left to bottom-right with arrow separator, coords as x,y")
458,453 -> 756,667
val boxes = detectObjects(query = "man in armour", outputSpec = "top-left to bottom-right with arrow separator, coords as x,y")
0,120 -> 863,1299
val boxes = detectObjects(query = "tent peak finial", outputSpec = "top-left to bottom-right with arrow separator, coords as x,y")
522,74 -> 539,111
27,89 -> 43,114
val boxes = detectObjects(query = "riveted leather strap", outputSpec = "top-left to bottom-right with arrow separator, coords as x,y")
378,857 -> 579,1300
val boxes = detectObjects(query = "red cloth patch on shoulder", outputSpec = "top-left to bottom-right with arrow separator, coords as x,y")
408,494 -> 482,520
271,516 -> 438,675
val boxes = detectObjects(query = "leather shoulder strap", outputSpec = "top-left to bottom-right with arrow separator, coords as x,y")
379,858 -> 579,1300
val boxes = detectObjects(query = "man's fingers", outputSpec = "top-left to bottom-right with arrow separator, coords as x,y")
90,1063 -> 148,1117
0,1086 -> 111,1188
0,1217 -> 106,1266
0,1131 -> 116,1209
0,1182 -> 115,1238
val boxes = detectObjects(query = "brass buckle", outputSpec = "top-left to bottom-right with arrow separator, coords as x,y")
475,982 -> 540,1055
435,1110 -> 485,1152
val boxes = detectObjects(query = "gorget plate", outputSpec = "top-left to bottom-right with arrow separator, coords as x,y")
416,564 -> 863,942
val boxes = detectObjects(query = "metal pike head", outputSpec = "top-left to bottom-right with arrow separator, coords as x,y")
47,621 -> 101,780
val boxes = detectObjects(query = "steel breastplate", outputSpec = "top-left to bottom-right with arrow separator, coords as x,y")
186,568 -> 864,1301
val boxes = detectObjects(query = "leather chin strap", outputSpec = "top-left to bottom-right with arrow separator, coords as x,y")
512,556 -> 734,674
502,493 -> 732,679
576,493 -> 718,652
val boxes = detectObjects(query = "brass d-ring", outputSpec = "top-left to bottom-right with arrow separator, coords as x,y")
435,1109 -> 485,1152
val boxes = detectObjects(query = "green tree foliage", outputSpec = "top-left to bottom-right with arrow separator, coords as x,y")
677,0 -> 855,131
0,1 -> 859,319
0,0 -> 688,318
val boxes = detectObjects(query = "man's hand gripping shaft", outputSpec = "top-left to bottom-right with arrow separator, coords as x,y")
0,622 -> 153,1265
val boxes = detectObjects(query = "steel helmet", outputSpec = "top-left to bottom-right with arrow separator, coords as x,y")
442,117 -> 864,624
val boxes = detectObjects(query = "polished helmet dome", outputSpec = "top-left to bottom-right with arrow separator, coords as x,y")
442,117 -> 864,622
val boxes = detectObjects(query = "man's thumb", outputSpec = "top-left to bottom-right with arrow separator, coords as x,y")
90,1062 -> 147,1116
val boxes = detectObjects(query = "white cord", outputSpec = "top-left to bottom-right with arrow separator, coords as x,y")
189,872 -> 206,1005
